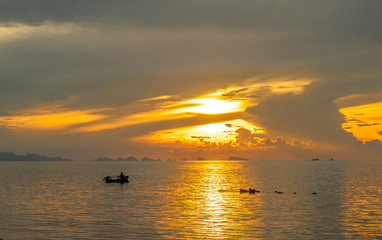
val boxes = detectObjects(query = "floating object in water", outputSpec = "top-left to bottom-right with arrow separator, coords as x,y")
103,176 -> 129,183
240,188 -> 260,193
293,192 -> 296,194
249,188 -> 256,194
312,158 -> 319,161
274,191 -> 284,194
312,192 -> 317,195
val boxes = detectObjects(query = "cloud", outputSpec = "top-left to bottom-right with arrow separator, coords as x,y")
246,76 -> 382,160
235,127 -> 310,149
0,1 -> 382,160
235,128 -> 257,145
364,139 -> 382,145
357,123 -> 380,127
1,1 -> 381,113
1,1 -> 382,40
257,137 -> 289,147
249,76 -> 382,142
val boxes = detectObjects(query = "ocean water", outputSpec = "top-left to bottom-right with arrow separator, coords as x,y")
0,160 -> 381,239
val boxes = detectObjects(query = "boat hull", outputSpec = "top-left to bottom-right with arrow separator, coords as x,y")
104,177 -> 129,183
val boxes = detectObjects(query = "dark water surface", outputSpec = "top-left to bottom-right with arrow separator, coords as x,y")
1,160 -> 381,239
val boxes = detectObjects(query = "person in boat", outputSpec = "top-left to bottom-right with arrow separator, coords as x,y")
118,172 -> 125,179
118,172 -> 129,182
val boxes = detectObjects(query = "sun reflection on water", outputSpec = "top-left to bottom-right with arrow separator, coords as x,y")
165,161 -> 263,239
341,164 -> 382,239
4,161 -> 382,239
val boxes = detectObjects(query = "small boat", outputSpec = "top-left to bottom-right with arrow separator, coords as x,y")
103,176 -> 129,183
312,158 -> 319,161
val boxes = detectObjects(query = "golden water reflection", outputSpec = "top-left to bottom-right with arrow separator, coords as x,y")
3,160 -> 382,239
164,161 -> 263,239
341,165 -> 382,239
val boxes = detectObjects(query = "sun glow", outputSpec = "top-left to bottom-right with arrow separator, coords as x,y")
340,101 -> 382,142
75,94 -> 247,132
168,162 -> 261,238
138,119 -> 265,146
0,78 -> 313,134
199,123 -> 228,134
180,98 -> 245,115
0,109 -> 105,131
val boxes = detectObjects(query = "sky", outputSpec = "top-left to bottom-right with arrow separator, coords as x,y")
1,0 -> 382,161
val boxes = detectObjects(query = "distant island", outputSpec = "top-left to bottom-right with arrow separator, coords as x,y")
228,156 -> 249,160
0,152 -> 72,161
91,156 -> 138,162
90,156 -> 160,162
141,157 -> 161,161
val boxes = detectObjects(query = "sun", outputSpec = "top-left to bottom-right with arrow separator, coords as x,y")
185,99 -> 245,115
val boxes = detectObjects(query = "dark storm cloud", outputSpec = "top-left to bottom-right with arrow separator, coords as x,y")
1,1 -> 382,37
1,1 -> 381,111
246,75 -> 382,160
247,77 -> 382,143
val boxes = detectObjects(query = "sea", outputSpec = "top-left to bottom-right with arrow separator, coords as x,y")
0,160 -> 381,239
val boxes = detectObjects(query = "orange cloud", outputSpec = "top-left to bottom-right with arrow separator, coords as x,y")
0,109 -> 106,131
138,119 -> 264,146
340,101 -> 382,142
0,77 -> 313,138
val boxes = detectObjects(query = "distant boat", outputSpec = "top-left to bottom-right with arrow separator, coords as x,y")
330,158 -> 334,161
312,158 -> 319,161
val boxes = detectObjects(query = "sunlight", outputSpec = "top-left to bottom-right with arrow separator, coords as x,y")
0,109 -> 105,131
76,95 -> 247,132
182,98 -> 245,115
138,95 -> 173,102
340,101 -> 382,142
199,122 -> 228,134
0,22 -> 80,43
167,162 -> 261,239
138,119 -> 265,146
0,78 -> 312,134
